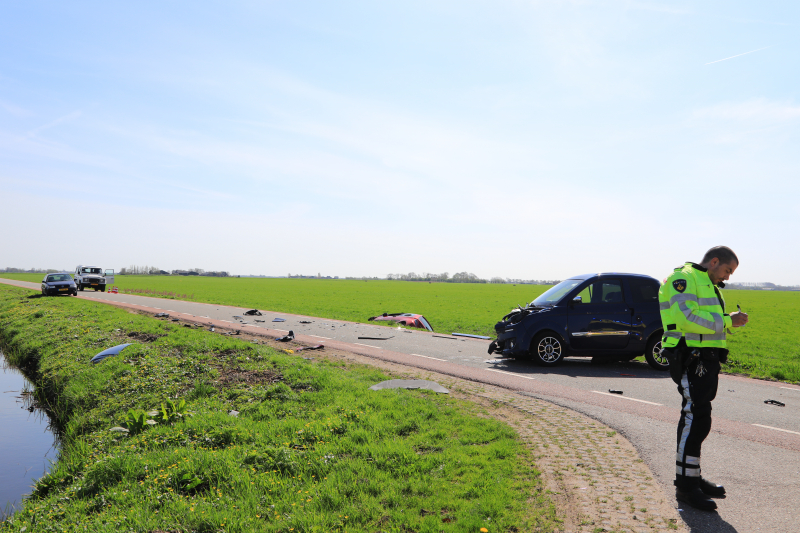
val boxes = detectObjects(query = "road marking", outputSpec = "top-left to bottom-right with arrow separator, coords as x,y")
411,353 -> 446,361
486,369 -> 536,380
591,391 -> 662,406
274,329 -> 289,333
780,387 -> 800,393
354,343 -> 380,349
309,335 -> 331,339
753,424 -> 800,437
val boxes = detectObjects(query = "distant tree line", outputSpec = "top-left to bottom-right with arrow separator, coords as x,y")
118,266 -> 228,277
387,272 -> 560,284
1,267 -> 60,274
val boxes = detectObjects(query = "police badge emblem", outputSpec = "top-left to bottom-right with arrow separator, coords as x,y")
673,279 -> 687,293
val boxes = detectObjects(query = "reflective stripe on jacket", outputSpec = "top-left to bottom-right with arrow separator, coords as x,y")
658,262 -> 732,348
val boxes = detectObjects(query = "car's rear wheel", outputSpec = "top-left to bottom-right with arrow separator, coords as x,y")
645,334 -> 669,371
531,331 -> 565,366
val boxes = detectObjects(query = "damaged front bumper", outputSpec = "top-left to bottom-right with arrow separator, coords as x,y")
487,330 -> 520,356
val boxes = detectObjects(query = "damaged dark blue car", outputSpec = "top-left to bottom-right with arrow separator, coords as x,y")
489,273 -> 668,370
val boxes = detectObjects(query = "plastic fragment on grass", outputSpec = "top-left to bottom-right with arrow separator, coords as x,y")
369,379 -> 449,394
109,427 -> 130,433
452,333 -> 491,340
154,313 -> 169,318
229,410 -> 239,417
91,343 -> 133,364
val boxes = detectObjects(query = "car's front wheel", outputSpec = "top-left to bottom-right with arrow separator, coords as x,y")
531,331 -> 565,366
78,284 -> 84,291
645,334 -> 669,371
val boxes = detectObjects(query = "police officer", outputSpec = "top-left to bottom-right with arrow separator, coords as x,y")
658,246 -> 748,511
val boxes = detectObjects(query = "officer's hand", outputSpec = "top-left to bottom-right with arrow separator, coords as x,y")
731,311 -> 749,327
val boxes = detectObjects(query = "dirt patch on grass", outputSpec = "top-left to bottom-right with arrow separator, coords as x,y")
215,366 -> 283,387
126,331 -> 164,342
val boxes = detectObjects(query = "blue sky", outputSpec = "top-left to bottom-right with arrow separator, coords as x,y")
1,1 -> 798,283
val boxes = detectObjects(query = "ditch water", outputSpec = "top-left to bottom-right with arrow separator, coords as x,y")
0,350 -> 59,518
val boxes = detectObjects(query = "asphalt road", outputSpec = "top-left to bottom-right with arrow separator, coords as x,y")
4,278 -> 798,532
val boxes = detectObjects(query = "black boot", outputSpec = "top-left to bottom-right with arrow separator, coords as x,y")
675,479 -> 717,512
699,477 -> 726,498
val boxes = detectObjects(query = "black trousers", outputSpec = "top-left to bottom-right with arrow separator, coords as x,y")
675,357 -> 720,488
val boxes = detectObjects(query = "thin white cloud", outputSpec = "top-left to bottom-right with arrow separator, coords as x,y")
24,110 -> 83,139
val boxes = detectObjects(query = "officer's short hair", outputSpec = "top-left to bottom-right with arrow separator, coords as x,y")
702,246 -> 739,266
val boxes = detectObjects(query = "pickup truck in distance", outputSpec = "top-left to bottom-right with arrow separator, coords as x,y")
489,273 -> 668,370
74,265 -> 115,292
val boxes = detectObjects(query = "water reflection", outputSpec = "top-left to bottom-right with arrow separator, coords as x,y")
0,351 -> 59,518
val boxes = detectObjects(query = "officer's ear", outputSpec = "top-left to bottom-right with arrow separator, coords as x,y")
707,257 -> 719,269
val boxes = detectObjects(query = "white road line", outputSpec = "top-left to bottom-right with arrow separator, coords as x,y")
274,329 -> 289,333
411,353 -> 446,361
354,343 -> 380,349
591,391 -> 662,406
780,387 -> 800,393
486,368 -> 536,380
309,335 -> 331,339
753,424 -> 800,437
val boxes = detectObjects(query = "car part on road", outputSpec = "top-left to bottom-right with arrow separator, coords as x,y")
433,335 -> 458,340
608,390 -> 623,394
369,379 -> 449,394
531,331 -> 565,366
368,312 -> 434,332
91,343 -> 133,364
273,318 -> 286,322
764,399 -> 785,406
357,336 -> 394,341
300,321 -> 313,324
452,333 -> 491,340
275,331 -> 294,342
244,309 -> 262,316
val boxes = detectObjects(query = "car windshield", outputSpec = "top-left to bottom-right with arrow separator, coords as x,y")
532,279 -> 584,306
47,274 -> 71,282
82,268 -> 101,274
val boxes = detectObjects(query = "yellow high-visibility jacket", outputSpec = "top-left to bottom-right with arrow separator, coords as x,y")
658,262 -> 732,349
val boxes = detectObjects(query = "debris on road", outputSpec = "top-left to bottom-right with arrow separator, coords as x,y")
608,389 -> 623,394
244,309 -> 262,316
255,319 -> 265,322
452,333 -> 491,340
357,336 -> 395,341
368,312 -> 434,332
91,343 -> 133,364
369,379 -> 449,394
275,331 -> 295,342
433,335 -> 457,340
233,315 -> 243,320
300,321 -> 313,324
154,313 -> 169,318
273,318 -> 286,322
765,399 -> 785,407
171,318 -> 179,322
485,358 -> 513,364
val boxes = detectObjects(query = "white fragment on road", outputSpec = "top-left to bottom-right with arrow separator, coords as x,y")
753,424 -> 800,436
486,369 -> 536,380
354,343 -> 381,349
410,353 -> 446,361
591,391 -> 662,406
309,335 -> 331,339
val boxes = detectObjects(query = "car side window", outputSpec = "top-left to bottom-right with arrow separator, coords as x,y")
629,278 -> 659,304
575,283 -> 594,303
598,280 -> 624,303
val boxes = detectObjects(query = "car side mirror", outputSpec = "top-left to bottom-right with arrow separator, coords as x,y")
572,296 -> 582,304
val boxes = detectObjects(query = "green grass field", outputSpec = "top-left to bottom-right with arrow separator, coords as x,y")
3,273 -> 799,383
0,284 -> 557,532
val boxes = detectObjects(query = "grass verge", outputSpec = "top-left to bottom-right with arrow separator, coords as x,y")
0,284 -> 557,532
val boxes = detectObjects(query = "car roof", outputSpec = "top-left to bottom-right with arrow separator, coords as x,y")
569,273 -> 659,281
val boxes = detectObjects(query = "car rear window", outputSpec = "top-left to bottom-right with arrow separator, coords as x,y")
629,278 -> 659,303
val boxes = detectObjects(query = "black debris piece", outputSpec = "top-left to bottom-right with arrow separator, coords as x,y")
608,389 -> 623,394
369,379 -> 449,394
154,312 -> 169,318
452,333 -> 491,340
183,323 -> 192,328
171,318 -> 180,322
275,330 -> 295,342
433,335 -> 457,340
357,336 -> 395,341
255,319 -> 265,323
273,318 -> 286,322
765,399 -> 785,407
300,321 -> 313,324
244,309 -> 262,316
